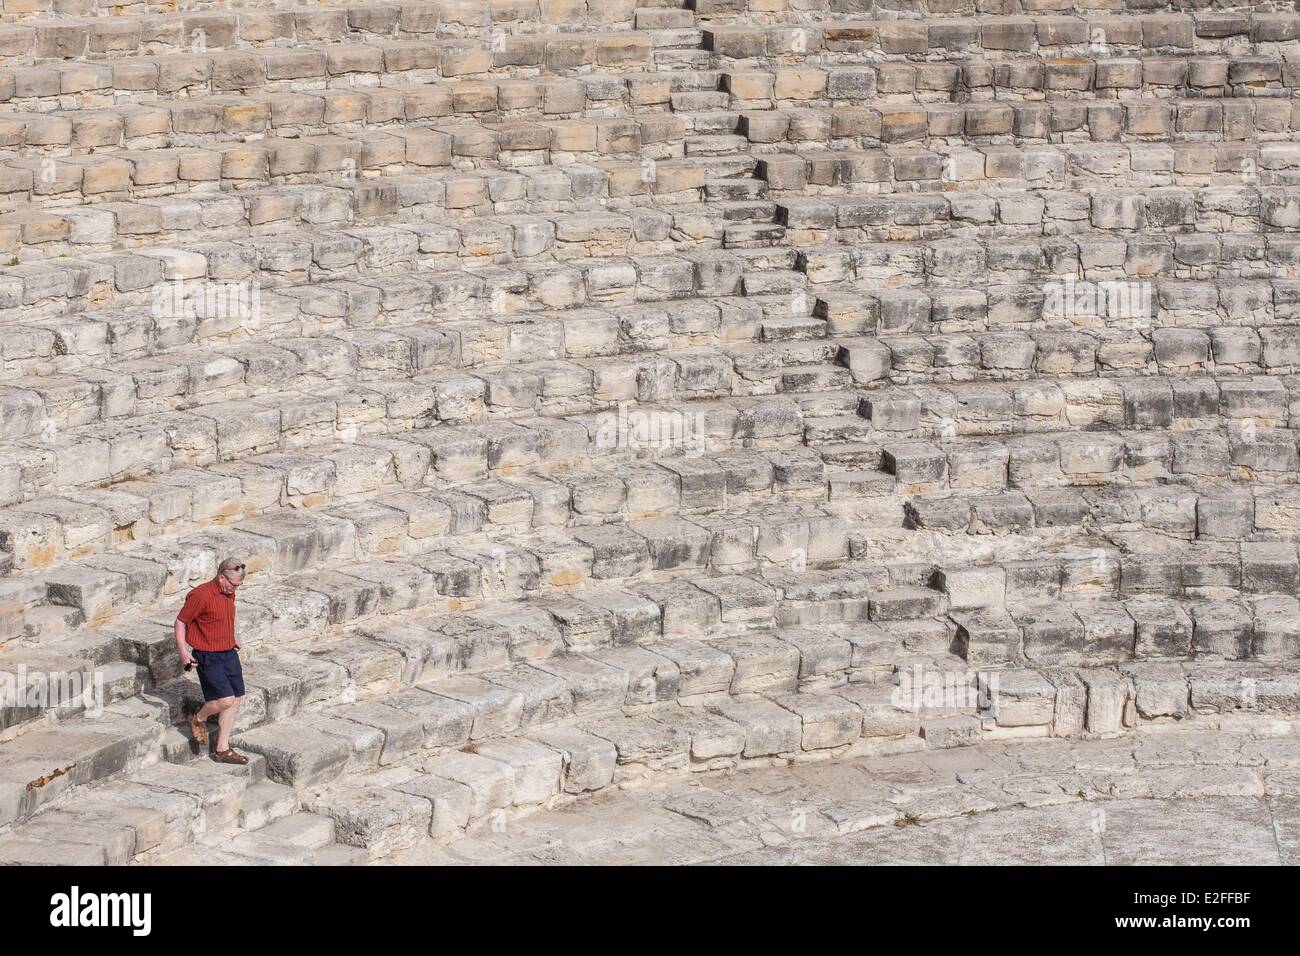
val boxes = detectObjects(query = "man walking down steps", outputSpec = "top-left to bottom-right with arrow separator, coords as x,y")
175,558 -> 250,765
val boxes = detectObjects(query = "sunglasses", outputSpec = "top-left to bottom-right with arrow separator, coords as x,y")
223,565 -> 246,574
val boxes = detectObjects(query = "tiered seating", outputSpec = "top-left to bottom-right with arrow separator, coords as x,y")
1,0 -> 1299,865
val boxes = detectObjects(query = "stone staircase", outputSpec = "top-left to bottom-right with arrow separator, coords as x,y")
2,0 -> 1300,865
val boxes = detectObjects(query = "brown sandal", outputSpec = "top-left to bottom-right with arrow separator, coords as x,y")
212,748 -> 249,765
189,713 -> 208,746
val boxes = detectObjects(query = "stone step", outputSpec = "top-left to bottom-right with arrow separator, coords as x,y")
700,13 -> 1300,62
9,389 -> 1291,551
861,532 -> 1300,610
5,582 -> 1294,858
0,718 -> 274,832
223,655 -> 1300,860
7,0 -> 650,25
311,841 -> 369,865
0,380 -> 840,504
5,211 -> 1291,330
237,777 -> 297,830
735,100 -> 1300,151
0,591 -> 950,837
0,30 -> 657,104
3,372 -> 1298,576
0,180 -> 1149,264
1,550 -> 916,734
0,430 -> 848,569
6,268 -> 1300,388
5,53 -> 1299,160
7,9 -> 1297,70
0,2 -> 648,67
5,217 -> 1291,335
0,87 -> 674,159
905,484 -> 1300,540
0,71 -> 700,152
3,0 -> 1281,23
692,2 -> 1288,20
711,52 -> 1300,102
9,43 -> 1297,117
0,714 -> 168,828
5,96 -> 1294,196
0,286 -> 861,403
1004,595 -> 1300,665
25,316 -> 1300,451
852,424 -> 1300,490
0,127 -> 657,217
757,143 -> 1298,192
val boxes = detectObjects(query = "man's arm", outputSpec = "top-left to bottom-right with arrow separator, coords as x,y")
175,588 -> 199,668
175,618 -> 194,668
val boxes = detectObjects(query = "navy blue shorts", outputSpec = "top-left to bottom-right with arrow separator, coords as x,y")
194,649 -> 245,702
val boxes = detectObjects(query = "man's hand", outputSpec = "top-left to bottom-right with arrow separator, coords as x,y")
180,650 -> 196,670
234,639 -> 241,651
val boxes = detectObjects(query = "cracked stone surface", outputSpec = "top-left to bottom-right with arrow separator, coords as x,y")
386,728 -> 1300,865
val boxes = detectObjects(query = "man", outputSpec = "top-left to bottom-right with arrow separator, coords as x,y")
175,557 -> 249,765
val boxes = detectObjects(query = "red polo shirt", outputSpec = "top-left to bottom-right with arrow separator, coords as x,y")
177,577 -> 237,652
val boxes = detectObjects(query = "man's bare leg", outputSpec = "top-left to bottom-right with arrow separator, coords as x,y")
214,696 -> 240,752
195,699 -> 221,722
